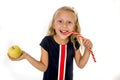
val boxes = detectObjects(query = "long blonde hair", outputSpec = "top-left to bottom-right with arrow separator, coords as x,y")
47,6 -> 82,50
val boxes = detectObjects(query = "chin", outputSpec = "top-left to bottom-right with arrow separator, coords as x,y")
59,35 -> 69,40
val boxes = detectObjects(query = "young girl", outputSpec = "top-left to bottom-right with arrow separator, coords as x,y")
8,6 -> 93,80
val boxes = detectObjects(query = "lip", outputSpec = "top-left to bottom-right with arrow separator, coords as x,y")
60,30 -> 69,35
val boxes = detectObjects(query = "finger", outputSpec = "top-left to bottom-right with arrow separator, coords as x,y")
83,39 -> 92,49
83,38 -> 89,46
7,53 -> 17,61
7,52 -> 23,61
82,38 -> 87,44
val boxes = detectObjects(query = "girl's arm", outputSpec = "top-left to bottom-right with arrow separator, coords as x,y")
24,47 -> 48,72
75,38 -> 92,69
8,47 -> 48,72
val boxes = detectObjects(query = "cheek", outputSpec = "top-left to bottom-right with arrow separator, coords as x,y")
69,25 -> 75,31
53,22 -> 59,28
53,22 -> 55,29
53,24 -> 60,31
53,23 -> 57,30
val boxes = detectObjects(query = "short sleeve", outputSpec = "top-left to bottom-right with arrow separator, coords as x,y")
40,36 -> 49,52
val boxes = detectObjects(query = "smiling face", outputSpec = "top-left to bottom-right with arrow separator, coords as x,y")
47,6 -> 81,45
53,10 -> 76,40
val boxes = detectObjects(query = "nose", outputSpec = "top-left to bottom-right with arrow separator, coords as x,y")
62,22 -> 67,28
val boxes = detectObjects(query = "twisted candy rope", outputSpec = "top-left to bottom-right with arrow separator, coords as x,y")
67,31 -> 96,62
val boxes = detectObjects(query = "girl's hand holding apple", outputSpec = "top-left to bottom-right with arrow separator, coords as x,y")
7,45 -> 26,61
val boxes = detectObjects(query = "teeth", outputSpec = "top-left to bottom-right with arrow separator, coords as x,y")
60,30 -> 68,33
60,30 -> 69,35
62,31 -> 67,32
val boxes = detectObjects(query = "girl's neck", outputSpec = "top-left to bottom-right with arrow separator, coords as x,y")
53,35 -> 69,45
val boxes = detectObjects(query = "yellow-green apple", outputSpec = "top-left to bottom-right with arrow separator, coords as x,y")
8,45 -> 22,59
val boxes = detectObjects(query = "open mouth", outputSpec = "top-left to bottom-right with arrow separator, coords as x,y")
60,30 -> 69,35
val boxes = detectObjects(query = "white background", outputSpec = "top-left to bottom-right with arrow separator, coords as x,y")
0,0 -> 120,80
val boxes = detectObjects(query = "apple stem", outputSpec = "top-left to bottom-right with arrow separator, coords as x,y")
12,47 -> 15,49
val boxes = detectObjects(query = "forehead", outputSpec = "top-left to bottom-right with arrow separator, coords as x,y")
54,10 -> 76,21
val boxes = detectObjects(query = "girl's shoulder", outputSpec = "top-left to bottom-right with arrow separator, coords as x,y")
44,35 -> 52,38
42,36 -> 53,41
41,35 -> 56,45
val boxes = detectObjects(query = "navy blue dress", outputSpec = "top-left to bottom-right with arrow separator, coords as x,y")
40,36 -> 80,80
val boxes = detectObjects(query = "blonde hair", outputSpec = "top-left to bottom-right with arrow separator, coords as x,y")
47,6 -> 82,50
